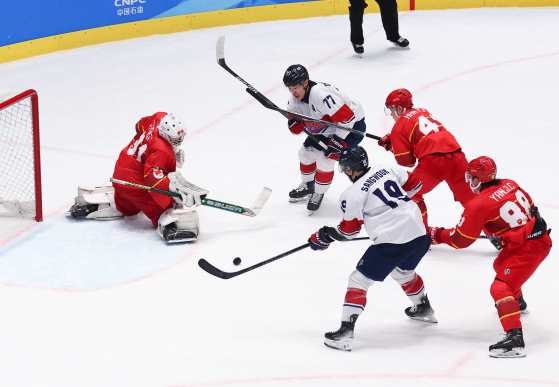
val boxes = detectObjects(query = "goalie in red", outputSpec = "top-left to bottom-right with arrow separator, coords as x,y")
427,157 -> 552,358
68,112 -> 208,243
378,88 -> 476,229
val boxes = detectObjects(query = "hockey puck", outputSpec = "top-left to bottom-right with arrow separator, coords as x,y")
233,257 -> 241,266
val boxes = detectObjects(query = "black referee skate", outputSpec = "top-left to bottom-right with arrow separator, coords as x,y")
352,43 -> 364,57
324,314 -> 358,352
289,181 -> 315,203
489,328 -> 525,358
307,192 -> 324,215
405,294 -> 438,323
161,223 -> 197,243
391,37 -> 410,50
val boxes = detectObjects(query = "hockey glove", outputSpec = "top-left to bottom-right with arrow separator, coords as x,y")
378,134 -> 393,153
324,135 -> 348,160
175,149 -> 185,169
308,226 -> 336,251
427,226 -> 444,245
288,117 -> 305,135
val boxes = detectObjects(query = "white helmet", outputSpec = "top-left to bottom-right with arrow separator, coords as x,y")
158,113 -> 187,147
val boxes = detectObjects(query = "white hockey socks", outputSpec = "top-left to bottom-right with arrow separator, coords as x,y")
341,270 -> 375,322
390,267 -> 425,305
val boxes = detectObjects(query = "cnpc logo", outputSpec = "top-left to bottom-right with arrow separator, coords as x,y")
115,0 -> 146,6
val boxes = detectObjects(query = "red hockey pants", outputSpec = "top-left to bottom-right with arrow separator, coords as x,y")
410,151 -> 476,227
113,184 -> 173,228
490,233 -> 552,332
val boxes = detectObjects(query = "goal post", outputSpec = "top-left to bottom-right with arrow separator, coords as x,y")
0,89 -> 43,222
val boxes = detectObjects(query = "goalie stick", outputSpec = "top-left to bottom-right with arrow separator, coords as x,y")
110,178 -> 271,217
216,36 -> 329,150
198,237 -> 370,280
246,89 -> 381,141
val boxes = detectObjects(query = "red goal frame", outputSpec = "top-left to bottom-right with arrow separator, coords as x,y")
0,89 -> 42,222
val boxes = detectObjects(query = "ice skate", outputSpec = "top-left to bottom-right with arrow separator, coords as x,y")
405,294 -> 438,323
68,203 -> 99,219
324,315 -> 358,352
160,222 -> 197,243
352,43 -> 364,58
289,181 -> 314,203
307,192 -> 324,215
489,328 -> 525,358
391,37 -> 410,50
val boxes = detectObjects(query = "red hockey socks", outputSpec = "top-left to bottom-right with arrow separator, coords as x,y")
341,288 -> 367,322
491,280 -> 522,332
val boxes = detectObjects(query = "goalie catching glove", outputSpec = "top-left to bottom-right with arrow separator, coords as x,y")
168,171 -> 209,208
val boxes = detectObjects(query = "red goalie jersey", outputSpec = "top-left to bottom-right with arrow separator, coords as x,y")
112,112 -> 177,213
391,108 -> 462,167
440,179 -> 536,249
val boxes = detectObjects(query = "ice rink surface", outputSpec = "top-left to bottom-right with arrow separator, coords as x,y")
0,7 -> 558,386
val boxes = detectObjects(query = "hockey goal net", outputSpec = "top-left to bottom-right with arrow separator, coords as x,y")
0,90 -> 42,222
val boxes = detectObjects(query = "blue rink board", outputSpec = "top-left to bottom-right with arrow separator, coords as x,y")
0,216 -> 192,291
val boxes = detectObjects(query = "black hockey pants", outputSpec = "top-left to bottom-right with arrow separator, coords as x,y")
349,0 -> 400,44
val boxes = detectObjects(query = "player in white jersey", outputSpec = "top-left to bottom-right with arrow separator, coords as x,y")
307,146 -> 436,351
283,64 -> 366,214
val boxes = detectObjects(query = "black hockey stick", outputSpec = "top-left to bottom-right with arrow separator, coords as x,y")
246,89 -> 381,141
216,36 -> 329,150
198,236 -> 370,279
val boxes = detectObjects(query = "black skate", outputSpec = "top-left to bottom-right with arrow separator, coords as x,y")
289,181 -> 315,203
324,314 -> 358,352
307,192 -> 324,215
161,223 -> 197,243
490,238 -> 503,251
391,37 -> 410,50
352,43 -> 364,57
68,203 -> 99,219
489,328 -> 525,358
405,294 -> 438,323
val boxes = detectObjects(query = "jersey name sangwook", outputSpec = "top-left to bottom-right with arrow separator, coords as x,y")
489,182 -> 516,202
361,169 -> 390,192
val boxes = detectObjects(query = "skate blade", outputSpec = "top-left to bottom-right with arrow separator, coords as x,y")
355,53 -> 362,58
289,195 -> 311,203
392,43 -> 411,50
489,347 -> 526,358
521,309 -> 530,315
324,339 -> 352,352
408,310 -> 438,323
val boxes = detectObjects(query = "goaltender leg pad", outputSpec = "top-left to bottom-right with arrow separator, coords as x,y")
157,208 -> 200,243
68,186 -> 123,220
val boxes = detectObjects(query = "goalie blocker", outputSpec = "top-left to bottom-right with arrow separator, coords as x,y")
67,171 -> 209,243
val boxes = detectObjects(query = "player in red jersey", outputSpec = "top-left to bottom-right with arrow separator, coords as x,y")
427,157 -> 552,358
68,112 -> 208,243
378,89 -> 476,227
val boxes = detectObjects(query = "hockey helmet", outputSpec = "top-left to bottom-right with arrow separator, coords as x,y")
465,156 -> 497,192
384,88 -> 413,115
283,64 -> 309,88
338,146 -> 369,175
158,113 -> 187,147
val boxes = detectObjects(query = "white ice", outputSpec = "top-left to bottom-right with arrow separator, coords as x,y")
0,7 -> 558,387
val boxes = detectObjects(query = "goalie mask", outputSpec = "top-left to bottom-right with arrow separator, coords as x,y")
158,113 -> 187,148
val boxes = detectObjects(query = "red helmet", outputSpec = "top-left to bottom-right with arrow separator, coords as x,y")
385,89 -> 413,109
465,157 -> 497,191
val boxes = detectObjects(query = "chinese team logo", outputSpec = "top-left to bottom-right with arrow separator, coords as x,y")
153,166 -> 164,179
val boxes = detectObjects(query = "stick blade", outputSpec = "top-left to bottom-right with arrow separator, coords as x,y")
248,187 -> 272,216
198,259 -> 230,279
216,36 -> 225,63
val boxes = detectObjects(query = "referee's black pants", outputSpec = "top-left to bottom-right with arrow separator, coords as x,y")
349,0 -> 400,45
